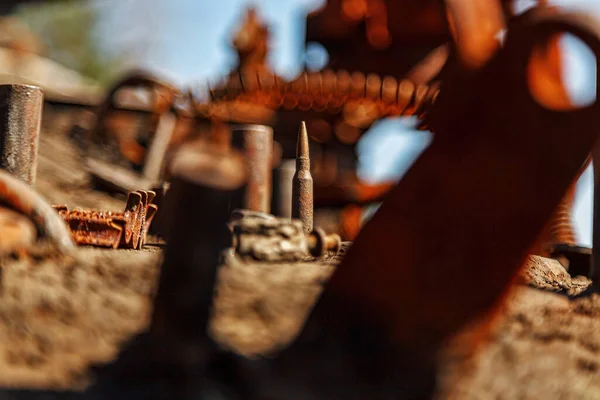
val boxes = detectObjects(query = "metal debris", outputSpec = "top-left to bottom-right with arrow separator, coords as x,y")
53,190 -> 158,250
292,121 -> 313,234
0,206 -> 36,256
287,6 -> 600,385
230,210 -> 341,261
0,84 -> 43,186
0,169 -> 74,254
86,157 -> 161,195
307,227 -> 342,258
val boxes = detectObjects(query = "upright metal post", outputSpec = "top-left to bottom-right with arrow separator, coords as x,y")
0,84 -> 43,185
231,124 -> 273,213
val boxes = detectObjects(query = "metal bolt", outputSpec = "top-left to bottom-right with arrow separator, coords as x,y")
292,121 -> 313,234
0,84 -> 43,185
231,124 -> 273,213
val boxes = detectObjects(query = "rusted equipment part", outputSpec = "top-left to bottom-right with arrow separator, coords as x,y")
0,206 -> 36,256
445,0 -> 506,69
272,158 -> 295,218
0,169 -> 74,253
53,190 -> 157,250
231,7 -> 272,76
279,8 -> 600,392
0,84 -> 43,185
88,70 -> 191,174
547,187 -> 578,245
307,227 -> 342,258
231,215 -> 312,262
86,157 -> 161,195
200,72 -> 440,127
292,122 -> 314,234
406,44 -> 450,85
141,112 -> 177,182
230,211 -> 341,261
549,243 -> 591,278
231,124 -> 273,213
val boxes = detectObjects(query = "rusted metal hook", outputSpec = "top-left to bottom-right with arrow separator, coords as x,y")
0,170 -> 75,254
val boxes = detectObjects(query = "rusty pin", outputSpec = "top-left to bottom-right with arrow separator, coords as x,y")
0,84 -> 43,185
292,121 -> 313,234
231,124 -> 273,213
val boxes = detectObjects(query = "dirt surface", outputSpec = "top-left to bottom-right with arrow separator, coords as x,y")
0,127 -> 599,398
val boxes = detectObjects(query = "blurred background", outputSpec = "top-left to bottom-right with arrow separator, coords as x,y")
1,0 -> 599,244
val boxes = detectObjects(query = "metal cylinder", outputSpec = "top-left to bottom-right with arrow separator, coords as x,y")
0,84 -> 43,185
272,158 -> 295,218
150,139 -> 246,352
231,124 -> 273,213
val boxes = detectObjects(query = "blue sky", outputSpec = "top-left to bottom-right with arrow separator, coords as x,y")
97,0 -> 599,245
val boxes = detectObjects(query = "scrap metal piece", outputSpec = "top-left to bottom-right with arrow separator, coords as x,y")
307,227 -> 342,258
231,124 -> 274,213
0,206 -> 36,256
292,121 -> 314,234
86,157 -> 161,195
231,216 -> 310,262
445,0 -> 506,69
54,190 -> 157,250
0,84 -> 43,185
141,112 -> 177,182
273,8 -> 600,394
0,169 -> 74,254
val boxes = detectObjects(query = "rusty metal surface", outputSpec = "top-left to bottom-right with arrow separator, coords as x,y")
53,190 -> 158,250
0,84 -> 43,186
292,122 -> 314,234
592,142 -> 600,286
201,72 -> 440,128
231,124 -> 273,213
0,169 -> 74,253
307,227 -> 342,258
0,206 -> 36,256
257,8 -> 600,397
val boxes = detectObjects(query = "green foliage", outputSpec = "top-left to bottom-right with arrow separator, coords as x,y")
15,0 -> 122,86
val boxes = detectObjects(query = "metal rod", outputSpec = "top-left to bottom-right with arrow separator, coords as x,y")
142,111 -> 177,181
0,84 -> 43,185
273,158 -> 295,218
231,124 -> 273,213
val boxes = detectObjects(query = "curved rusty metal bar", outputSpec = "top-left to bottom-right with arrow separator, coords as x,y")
0,170 -> 75,254
286,6 -> 600,388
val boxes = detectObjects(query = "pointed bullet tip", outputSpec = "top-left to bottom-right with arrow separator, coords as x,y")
296,121 -> 309,159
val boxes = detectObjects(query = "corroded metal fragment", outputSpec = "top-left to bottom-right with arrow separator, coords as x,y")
53,190 -> 158,250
